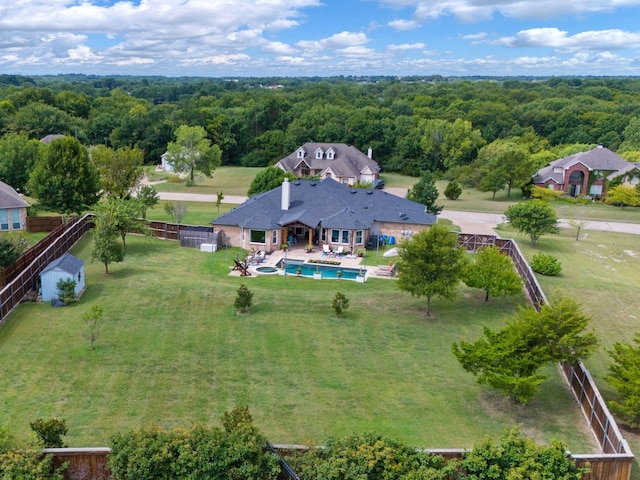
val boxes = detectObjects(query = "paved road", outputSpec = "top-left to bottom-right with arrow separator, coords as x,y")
155,189 -> 640,236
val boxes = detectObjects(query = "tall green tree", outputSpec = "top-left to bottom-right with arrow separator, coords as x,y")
91,145 -> 144,199
0,133 -> 44,192
504,200 -> 560,246
247,166 -> 296,196
164,125 -> 221,184
478,140 -> 534,199
406,171 -> 443,215
453,295 -> 598,403
28,136 -> 101,215
607,334 -> 640,428
462,245 -> 522,301
91,204 -> 125,274
397,225 -> 466,316
95,197 -> 147,251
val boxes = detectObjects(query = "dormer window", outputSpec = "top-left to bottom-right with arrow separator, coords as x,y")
315,148 -> 324,159
326,148 -> 335,160
296,147 -> 305,159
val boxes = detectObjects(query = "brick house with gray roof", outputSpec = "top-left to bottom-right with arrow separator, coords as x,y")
533,146 -> 640,198
211,178 -> 436,253
275,143 -> 380,187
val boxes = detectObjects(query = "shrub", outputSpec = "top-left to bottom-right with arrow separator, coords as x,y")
607,334 -> 640,428
0,235 -> 27,268
234,284 -> 253,314
444,179 -> 462,200
108,407 -> 279,480
531,186 -> 562,201
530,253 -> 562,276
332,292 -> 349,318
56,278 -> 77,304
30,418 -> 68,448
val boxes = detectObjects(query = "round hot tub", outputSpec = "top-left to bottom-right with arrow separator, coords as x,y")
255,266 -> 279,274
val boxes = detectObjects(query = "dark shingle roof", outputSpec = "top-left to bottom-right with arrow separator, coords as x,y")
534,146 -> 638,184
42,253 -> 84,275
0,181 -> 28,209
212,178 -> 436,230
277,143 -> 380,179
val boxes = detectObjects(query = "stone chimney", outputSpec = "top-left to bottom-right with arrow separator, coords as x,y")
281,178 -> 290,210
367,146 -> 373,159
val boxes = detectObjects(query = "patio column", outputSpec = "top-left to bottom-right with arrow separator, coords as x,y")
309,228 -> 313,246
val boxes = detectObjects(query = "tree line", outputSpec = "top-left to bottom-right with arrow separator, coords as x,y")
3,74 -> 640,177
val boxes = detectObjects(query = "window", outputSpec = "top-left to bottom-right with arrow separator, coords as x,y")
0,210 -> 7,231
341,230 -> 349,244
272,230 -> 278,245
589,185 -> 603,196
250,230 -> 266,244
331,229 -> 340,243
321,229 -> 326,242
315,149 -> 323,159
631,176 -> 639,185
11,209 -> 20,230
547,184 -> 555,189
297,148 -> 304,158
326,149 -> 335,160
355,230 -> 363,245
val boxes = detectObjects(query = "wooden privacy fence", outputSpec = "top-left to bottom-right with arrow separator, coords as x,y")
0,215 -> 92,322
26,215 -> 64,233
26,230 -> 632,480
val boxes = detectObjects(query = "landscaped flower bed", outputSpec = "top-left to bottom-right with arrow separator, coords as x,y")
308,259 -> 341,266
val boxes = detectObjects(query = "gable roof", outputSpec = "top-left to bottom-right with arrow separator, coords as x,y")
42,253 -> 84,275
40,134 -> 66,145
534,146 -> 637,184
212,178 -> 436,231
0,181 -> 28,209
276,143 -> 380,179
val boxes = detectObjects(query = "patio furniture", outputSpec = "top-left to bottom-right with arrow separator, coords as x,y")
375,263 -> 397,277
336,246 -> 345,257
322,244 -> 332,257
233,258 -> 252,276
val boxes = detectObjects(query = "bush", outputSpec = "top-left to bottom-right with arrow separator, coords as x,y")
56,278 -> 77,304
108,407 -> 279,480
531,186 -> 563,201
444,179 -> 462,200
530,253 -> 562,276
30,418 -> 67,448
234,284 -> 253,314
607,334 -> 640,428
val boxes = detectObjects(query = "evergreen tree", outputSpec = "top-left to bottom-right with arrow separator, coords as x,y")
406,171 -> 443,215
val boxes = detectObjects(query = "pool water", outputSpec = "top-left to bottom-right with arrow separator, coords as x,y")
275,259 -> 366,280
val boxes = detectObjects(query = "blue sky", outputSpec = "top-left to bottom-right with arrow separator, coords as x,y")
1,0 -> 640,77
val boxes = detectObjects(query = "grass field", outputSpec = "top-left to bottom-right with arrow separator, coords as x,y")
498,226 -> 640,479
0,234 -> 595,452
147,166 -> 261,197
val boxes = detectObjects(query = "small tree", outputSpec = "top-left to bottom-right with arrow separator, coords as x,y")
397,225 -> 466,316
91,209 -> 125,274
234,284 -> 253,314
82,305 -> 104,351
462,245 -> 522,301
247,166 -> 296,196
504,200 -> 560,245
452,295 -> 598,403
164,201 -> 187,224
606,334 -> 640,428
406,171 -> 443,215
164,125 -> 222,185
30,418 -> 67,448
136,185 -> 159,220
216,190 -> 224,213
56,278 -> 77,304
444,179 -> 462,200
332,292 -> 350,318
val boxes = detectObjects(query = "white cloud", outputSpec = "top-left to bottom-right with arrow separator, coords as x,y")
296,31 -> 370,52
387,43 -> 426,51
388,19 -> 420,31
494,28 -> 640,52
377,0 -> 640,23
261,41 -> 297,55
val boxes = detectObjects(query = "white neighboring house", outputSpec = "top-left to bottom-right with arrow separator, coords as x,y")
160,152 -> 175,172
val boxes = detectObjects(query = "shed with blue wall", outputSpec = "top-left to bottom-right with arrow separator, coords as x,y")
40,254 -> 86,302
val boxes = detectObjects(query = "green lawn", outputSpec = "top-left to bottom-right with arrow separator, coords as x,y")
0,234 -> 594,452
145,201 -> 236,226
148,166 -> 261,196
498,226 -> 640,479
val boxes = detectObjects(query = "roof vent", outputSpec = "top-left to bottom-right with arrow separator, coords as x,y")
351,189 -> 357,194
294,181 -> 301,186
366,190 -> 373,195
310,182 -> 317,186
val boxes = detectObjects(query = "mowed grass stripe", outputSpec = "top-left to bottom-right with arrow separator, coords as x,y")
0,233 -> 595,451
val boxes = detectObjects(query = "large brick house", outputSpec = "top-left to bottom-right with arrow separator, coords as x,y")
275,143 -> 380,187
211,178 -> 436,253
533,146 -> 640,198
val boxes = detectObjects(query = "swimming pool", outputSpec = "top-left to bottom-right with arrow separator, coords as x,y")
274,259 -> 366,280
